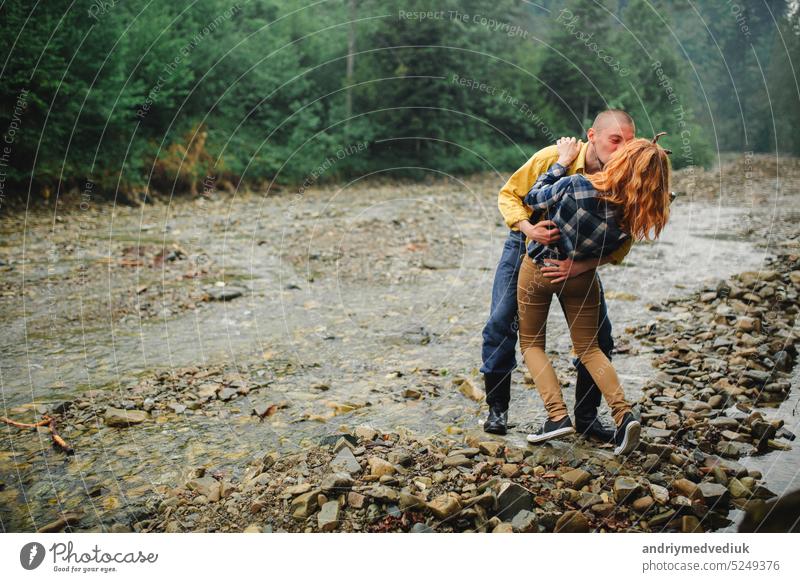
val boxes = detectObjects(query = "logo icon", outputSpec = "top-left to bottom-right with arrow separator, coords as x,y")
20,542 -> 46,570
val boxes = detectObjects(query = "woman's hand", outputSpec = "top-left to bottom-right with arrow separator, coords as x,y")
556,136 -> 581,168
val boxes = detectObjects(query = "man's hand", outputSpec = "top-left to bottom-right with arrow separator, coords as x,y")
518,219 -> 561,245
556,136 -> 581,168
540,258 -> 592,283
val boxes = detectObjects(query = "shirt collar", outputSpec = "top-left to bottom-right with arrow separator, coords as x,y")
570,140 -> 589,174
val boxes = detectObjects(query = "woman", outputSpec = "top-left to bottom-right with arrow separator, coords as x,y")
518,134 -> 671,455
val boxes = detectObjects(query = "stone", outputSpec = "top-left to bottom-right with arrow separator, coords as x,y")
443,454 -> 472,468
427,493 -> 461,520
511,510 -> 539,533
455,378 -> 484,401
613,476 -> 641,503
186,476 -> 221,502
284,483 -> 313,496
632,496 -> 655,513
479,441 -> 504,457
354,425 -> 378,441
243,525 -> 261,533
206,285 -> 245,301
649,483 -> 669,505
330,447 -> 362,474
290,490 -> 321,519
496,482 -> 535,521
318,500 -> 340,532
104,408 -> 148,427
682,515 -> 703,533
555,510 -> 590,533
347,491 -> 366,509
697,482 -> 728,507
728,478 -> 753,499
364,485 -> 400,503
368,456 -> 396,477
673,478 -> 700,501
218,388 -> 237,401
320,472 -> 354,493
561,468 -> 591,489
399,491 -> 427,512
591,503 -> 615,517
492,522 -> 514,533
410,522 -> 434,533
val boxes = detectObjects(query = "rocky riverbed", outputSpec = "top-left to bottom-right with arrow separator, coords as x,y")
1,155 -> 799,532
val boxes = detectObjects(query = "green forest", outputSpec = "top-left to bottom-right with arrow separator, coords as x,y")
1,0 -> 798,204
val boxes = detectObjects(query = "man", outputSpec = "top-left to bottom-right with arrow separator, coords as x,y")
481,109 -> 636,441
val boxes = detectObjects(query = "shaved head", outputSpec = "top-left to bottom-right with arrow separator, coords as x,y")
587,109 -> 636,168
593,109 -> 635,134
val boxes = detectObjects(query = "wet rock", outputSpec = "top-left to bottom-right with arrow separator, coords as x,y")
104,408 -> 149,427
672,479 -> 699,501
410,522 -> 434,533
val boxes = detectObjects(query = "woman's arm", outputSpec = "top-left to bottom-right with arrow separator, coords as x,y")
523,162 -> 570,209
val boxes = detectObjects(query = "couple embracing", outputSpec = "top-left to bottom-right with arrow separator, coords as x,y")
480,109 -> 672,456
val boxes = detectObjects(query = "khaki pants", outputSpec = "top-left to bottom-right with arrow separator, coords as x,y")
517,255 -> 631,426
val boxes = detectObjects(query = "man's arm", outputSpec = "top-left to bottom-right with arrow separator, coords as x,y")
497,147 -> 557,230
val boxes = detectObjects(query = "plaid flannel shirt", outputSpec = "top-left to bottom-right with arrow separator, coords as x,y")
523,162 -> 630,265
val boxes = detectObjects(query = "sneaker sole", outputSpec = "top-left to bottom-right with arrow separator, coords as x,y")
526,426 -> 575,444
613,420 -> 641,455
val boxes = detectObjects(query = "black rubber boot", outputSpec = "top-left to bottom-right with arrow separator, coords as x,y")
483,372 -> 511,435
574,359 -> 616,443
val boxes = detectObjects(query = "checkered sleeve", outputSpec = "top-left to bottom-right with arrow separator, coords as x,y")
523,162 -> 569,210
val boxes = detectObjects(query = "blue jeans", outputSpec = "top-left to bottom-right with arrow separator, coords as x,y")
481,229 -> 614,414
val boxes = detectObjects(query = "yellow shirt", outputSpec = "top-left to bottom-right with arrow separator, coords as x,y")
496,140 -> 632,265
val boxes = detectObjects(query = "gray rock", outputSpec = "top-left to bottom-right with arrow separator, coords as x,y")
511,509 -> 539,532
330,446 -> 362,474
496,482 -> 535,521
104,408 -> 149,428
613,476 -> 641,503
318,500 -> 340,532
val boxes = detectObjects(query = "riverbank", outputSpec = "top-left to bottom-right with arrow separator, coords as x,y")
1,155 -> 798,532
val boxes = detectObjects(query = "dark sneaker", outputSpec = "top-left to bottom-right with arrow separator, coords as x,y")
527,416 -> 575,444
613,412 -> 641,455
483,405 -> 508,435
575,416 -> 616,443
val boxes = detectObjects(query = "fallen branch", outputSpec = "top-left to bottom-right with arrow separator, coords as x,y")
1,414 -> 74,454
